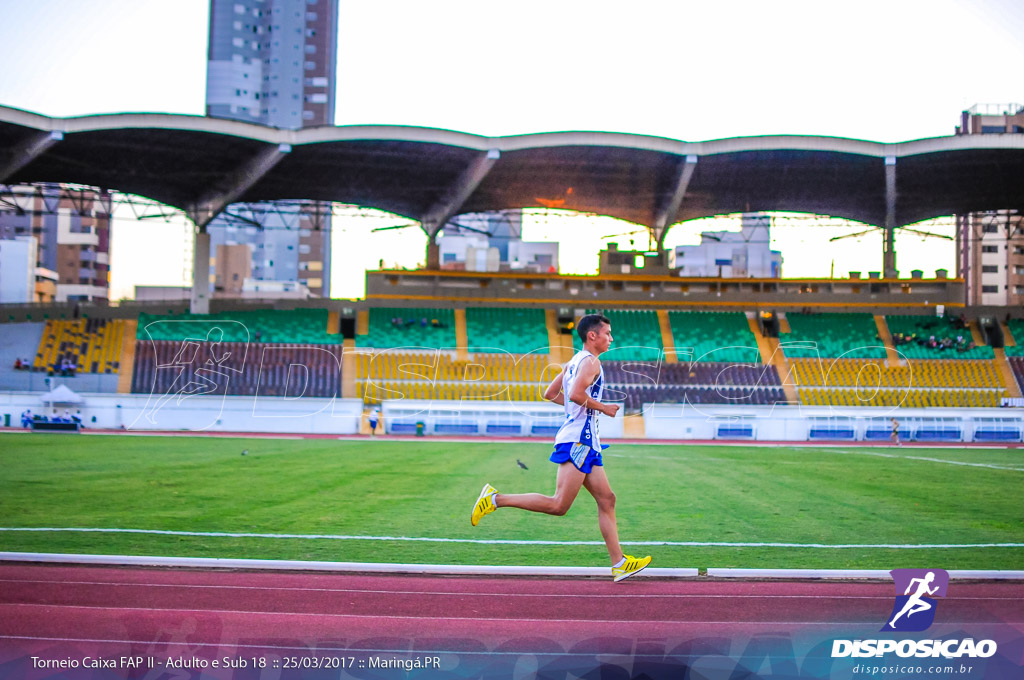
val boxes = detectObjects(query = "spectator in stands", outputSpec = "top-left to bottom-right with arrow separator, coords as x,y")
13,358 -> 22,370
20,409 -> 32,428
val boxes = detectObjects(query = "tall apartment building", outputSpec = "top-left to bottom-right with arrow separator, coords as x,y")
0,185 -> 111,302
205,0 -> 338,297
955,104 -> 1024,307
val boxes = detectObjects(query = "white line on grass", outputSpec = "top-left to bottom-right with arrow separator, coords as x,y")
0,527 -> 1020,549
827,449 -> 1023,471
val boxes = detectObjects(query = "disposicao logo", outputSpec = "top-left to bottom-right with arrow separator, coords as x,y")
882,568 -> 949,632
831,568 -> 998,660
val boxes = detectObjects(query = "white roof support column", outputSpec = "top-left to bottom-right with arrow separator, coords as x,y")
421,149 -> 500,268
652,154 -> 698,248
883,155 -> 898,278
186,143 -> 292,231
0,130 -> 63,183
190,229 -> 211,315
185,142 -> 290,313
421,148 -> 501,236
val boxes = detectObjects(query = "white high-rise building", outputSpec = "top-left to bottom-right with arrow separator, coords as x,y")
956,104 -> 1024,307
205,0 -> 338,297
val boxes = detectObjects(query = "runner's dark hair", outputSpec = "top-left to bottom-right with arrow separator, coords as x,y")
577,314 -> 611,343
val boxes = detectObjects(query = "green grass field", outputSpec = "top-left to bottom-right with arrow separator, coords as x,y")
0,433 -> 1021,570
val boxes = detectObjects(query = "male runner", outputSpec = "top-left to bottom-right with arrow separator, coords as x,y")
470,313 -> 652,582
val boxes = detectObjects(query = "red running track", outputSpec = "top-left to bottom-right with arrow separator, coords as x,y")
1,564 -> 1022,679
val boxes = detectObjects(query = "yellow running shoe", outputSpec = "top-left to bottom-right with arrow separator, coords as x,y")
471,483 -> 498,526
612,554 -> 652,582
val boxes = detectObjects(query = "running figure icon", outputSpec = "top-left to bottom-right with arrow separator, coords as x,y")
889,571 -> 939,628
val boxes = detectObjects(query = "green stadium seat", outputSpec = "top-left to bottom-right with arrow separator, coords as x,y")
886,314 -> 994,360
572,309 -> 662,361
1004,318 -> 1024,358
668,311 -> 760,363
465,307 -> 548,354
783,312 -> 886,359
356,308 -> 457,349
137,309 -> 341,344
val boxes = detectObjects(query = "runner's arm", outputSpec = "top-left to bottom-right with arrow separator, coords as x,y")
568,357 -> 619,417
543,369 -> 565,405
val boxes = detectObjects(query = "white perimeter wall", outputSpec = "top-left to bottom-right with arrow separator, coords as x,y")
381,399 -> 624,439
0,392 -> 362,434
643,403 -> 1024,442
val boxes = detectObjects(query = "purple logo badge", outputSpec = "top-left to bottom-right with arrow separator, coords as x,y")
882,569 -> 949,632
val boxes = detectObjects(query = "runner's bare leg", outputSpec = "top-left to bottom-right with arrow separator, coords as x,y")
583,466 -> 624,564
494,463 -> 585,515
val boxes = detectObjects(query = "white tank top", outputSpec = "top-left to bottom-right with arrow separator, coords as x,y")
554,349 -> 604,449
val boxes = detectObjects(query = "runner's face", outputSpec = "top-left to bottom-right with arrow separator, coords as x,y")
589,323 -> 612,353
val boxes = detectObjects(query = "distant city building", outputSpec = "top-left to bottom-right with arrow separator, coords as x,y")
438,212 -> 558,273
241,277 -> 313,299
133,285 -> 191,302
670,213 -> 783,278
0,185 -> 110,301
599,243 -> 669,276
205,0 -> 338,297
0,236 -> 38,303
213,243 -> 252,297
956,104 -> 1024,307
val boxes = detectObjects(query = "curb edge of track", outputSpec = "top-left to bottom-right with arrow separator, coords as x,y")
2,552 -> 1022,580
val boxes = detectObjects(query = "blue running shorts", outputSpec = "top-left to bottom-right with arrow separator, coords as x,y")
549,442 -> 607,474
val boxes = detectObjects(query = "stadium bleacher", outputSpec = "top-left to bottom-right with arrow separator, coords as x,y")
465,307 -> 548,354
886,313 -> 994,359
353,350 -> 553,405
33,319 -> 127,374
138,309 -> 341,344
1005,318 -> 1024,358
790,357 -> 1006,408
1,300 -> 1017,440
572,309 -> 663,361
356,308 -> 456,349
668,311 -> 760,363
1008,356 -> 1024,394
132,340 -> 343,398
781,312 -> 887,359
602,360 -> 784,410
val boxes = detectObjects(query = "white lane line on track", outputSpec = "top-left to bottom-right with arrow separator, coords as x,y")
0,602 -> 957,626
1,578 -> 1019,601
16,635 -> 967,657
2,527 -> 1020,549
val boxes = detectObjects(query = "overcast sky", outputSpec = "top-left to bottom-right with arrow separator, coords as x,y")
1,0 -> 1021,297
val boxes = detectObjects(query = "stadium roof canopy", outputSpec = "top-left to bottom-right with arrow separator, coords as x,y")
1,105 -> 1023,242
